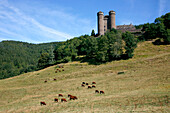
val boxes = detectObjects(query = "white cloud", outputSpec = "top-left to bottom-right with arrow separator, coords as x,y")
0,0 -> 75,43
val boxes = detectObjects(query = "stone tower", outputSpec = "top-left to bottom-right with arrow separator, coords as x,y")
97,10 -> 116,36
97,11 -> 104,35
109,10 -> 116,29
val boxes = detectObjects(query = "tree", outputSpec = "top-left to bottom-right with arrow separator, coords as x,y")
38,53 -> 50,68
91,29 -> 95,36
122,32 -> 137,58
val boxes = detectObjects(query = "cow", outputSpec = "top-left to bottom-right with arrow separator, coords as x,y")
57,69 -> 59,71
81,84 -> 85,87
100,90 -> 105,94
62,69 -> 64,71
68,94 -> 72,97
70,95 -> 78,100
59,70 -> 61,72
61,98 -> 67,102
44,80 -> 47,83
92,85 -> 96,88
88,86 -> 92,89
95,90 -> 99,93
82,82 -> 85,84
54,78 -> 56,81
40,101 -> 46,105
86,83 -> 88,85
54,98 -> 58,102
55,71 -> 58,73
58,94 -> 63,97
92,82 -> 96,84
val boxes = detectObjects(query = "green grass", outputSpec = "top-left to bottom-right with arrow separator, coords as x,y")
0,41 -> 170,113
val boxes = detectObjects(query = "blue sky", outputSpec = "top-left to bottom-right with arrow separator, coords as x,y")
0,0 -> 169,43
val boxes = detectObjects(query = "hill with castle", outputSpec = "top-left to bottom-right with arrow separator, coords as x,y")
0,11 -> 169,112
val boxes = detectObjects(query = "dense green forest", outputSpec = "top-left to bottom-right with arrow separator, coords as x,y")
0,12 -> 169,80
0,41 -> 63,79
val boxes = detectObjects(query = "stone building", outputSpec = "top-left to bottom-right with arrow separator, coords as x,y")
97,11 -> 142,36
97,10 -> 116,36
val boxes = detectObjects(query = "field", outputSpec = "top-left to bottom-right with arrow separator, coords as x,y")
0,41 -> 169,113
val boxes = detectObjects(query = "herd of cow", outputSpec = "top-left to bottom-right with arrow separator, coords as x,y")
40,65 -> 105,106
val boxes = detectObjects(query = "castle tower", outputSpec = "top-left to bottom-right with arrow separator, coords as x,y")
104,15 -> 109,33
97,11 -> 104,35
109,10 -> 116,29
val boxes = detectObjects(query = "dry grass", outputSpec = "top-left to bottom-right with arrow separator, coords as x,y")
0,41 -> 170,113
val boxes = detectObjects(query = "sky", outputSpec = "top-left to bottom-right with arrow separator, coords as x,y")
0,0 -> 169,43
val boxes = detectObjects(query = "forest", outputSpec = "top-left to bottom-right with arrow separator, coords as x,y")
0,12 -> 169,79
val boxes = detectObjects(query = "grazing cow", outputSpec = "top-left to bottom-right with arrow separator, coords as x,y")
95,90 -> 99,93
81,84 -> 85,87
68,94 -> 72,97
58,94 -> 63,97
54,78 -> 56,81
44,80 -> 47,83
40,101 -> 46,105
55,71 -> 58,73
70,95 -> 78,100
59,70 -> 61,72
54,98 -> 58,102
100,90 -> 105,94
62,66 -> 64,68
92,85 -> 96,88
62,69 -> 64,71
82,82 -> 85,84
61,98 -> 67,102
88,86 -> 92,89
92,82 -> 96,84
86,83 -> 88,85
57,69 -> 59,71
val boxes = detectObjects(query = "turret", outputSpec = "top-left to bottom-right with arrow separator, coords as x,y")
109,10 -> 116,29
97,11 -> 104,35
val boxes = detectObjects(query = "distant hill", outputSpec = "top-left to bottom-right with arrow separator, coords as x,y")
0,40 -> 63,79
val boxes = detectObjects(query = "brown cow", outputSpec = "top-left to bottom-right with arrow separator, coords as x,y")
55,71 -> 58,73
86,83 -> 88,85
88,86 -> 92,89
54,98 -> 58,102
61,98 -> 67,102
40,101 -> 46,105
92,82 -> 96,84
62,69 -> 64,71
59,70 -> 61,72
57,69 -> 59,70
44,80 -> 47,83
95,90 -> 99,93
70,95 -> 78,100
68,94 -> 72,97
100,90 -> 105,94
54,78 -> 56,81
92,85 -> 96,88
82,82 -> 85,84
81,84 -> 85,87
58,94 -> 63,97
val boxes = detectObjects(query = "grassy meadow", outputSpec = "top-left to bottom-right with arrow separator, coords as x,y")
0,41 -> 169,113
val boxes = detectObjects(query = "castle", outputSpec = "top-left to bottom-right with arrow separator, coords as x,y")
97,10 -> 142,36
97,10 -> 116,36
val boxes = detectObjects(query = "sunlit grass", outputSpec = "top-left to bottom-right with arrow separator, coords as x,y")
0,41 -> 169,112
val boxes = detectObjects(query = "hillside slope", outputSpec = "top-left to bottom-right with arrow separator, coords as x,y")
0,41 -> 169,113
0,41 -> 63,79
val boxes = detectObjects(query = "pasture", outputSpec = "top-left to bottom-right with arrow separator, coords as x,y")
0,41 -> 169,113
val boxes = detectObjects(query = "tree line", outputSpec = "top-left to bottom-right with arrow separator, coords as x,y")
136,12 -> 170,44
